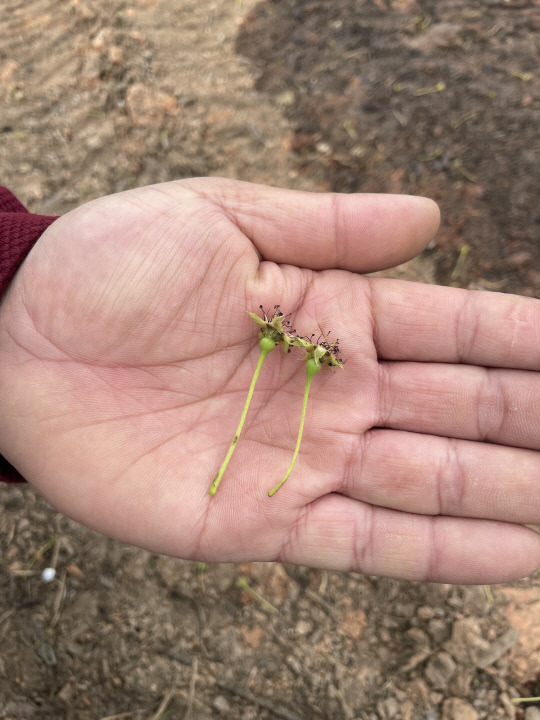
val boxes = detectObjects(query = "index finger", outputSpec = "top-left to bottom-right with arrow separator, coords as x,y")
370,278 -> 540,370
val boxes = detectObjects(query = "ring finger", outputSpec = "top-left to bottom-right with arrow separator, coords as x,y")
340,428 -> 540,524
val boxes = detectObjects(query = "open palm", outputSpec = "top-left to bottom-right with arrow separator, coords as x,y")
1,178 -> 539,583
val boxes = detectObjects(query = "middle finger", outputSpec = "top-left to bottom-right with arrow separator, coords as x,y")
377,362 -> 540,450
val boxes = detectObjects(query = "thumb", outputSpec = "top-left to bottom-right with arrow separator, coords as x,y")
183,177 -> 440,272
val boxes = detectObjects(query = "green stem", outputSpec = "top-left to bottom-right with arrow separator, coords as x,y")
512,697 -> 540,704
209,337 -> 275,495
237,577 -> 279,614
268,358 -> 321,497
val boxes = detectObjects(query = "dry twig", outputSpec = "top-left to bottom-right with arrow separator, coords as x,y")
50,569 -> 67,628
148,679 -> 178,720
215,680 -> 303,720
184,657 -> 198,720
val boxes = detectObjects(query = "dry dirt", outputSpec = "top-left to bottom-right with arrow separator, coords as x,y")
1,1 -> 540,719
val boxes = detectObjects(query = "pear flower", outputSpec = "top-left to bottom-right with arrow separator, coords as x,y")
209,306 -> 344,498
209,306 -> 294,496
247,305 -> 297,353
268,333 -> 344,497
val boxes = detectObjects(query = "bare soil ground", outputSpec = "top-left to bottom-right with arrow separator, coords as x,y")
1,1 -> 539,719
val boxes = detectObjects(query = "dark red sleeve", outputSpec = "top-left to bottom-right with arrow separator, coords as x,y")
0,187 -> 59,483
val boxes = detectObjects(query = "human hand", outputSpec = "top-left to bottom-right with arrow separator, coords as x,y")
0,178 -> 538,583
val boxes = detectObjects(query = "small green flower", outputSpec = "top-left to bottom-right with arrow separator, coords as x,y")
209,307 -> 344,499
247,305 -> 297,353
268,333 -> 344,497
292,333 -> 344,369
209,306 -> 294,496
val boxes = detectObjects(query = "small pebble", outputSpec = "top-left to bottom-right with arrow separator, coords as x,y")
41,567 -> 56,583
212,695 -> 230,713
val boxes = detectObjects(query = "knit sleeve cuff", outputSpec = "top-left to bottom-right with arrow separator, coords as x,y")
0,186 -> 59,483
